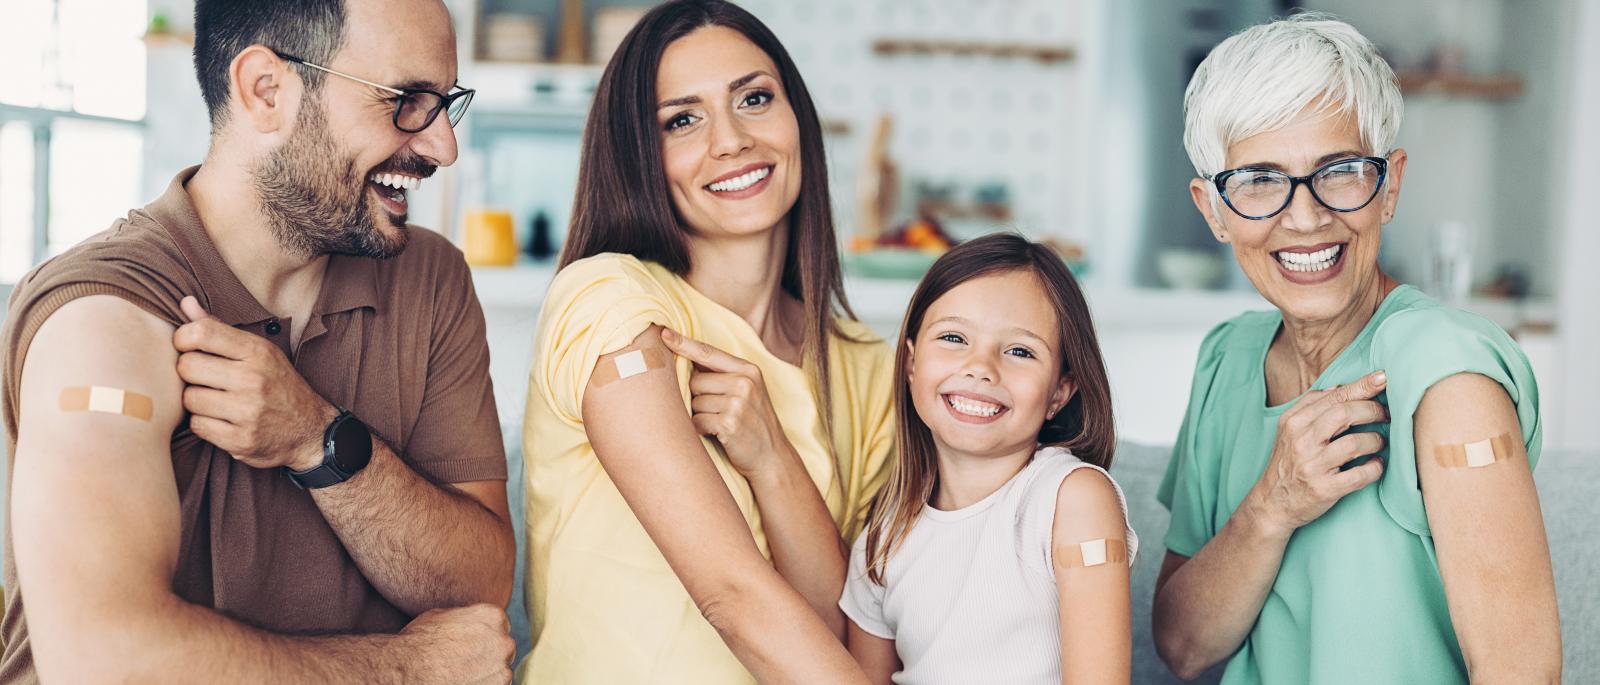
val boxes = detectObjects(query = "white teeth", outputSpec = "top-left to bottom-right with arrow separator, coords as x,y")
369,173 -> 421,191
1276,244 -> 1343,272
707,166 -> 772,192
947,395 -> 1003,417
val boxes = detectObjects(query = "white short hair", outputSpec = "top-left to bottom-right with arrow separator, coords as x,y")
1183,12 -> 1403,179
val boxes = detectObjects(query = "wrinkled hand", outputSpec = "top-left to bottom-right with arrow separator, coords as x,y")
1250,371 -> 1390,537
173,296 -> 336,472
661,328 -> 796,479
393,604 -> 515,685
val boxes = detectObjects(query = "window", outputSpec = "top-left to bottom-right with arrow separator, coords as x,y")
0,0 -> 147,283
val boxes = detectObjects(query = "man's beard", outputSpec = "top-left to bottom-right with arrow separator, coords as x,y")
250,101 -> 409,259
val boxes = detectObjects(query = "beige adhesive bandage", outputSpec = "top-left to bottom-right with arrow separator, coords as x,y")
1433,432 -> 1518,469
589,349 -> 673,387
59,386 -> 153,421
1058,538 -> 1129,568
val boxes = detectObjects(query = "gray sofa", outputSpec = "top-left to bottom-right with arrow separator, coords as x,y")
505,436 -> 1597,683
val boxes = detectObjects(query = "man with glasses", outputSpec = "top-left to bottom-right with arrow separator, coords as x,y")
0,0 -> 515,682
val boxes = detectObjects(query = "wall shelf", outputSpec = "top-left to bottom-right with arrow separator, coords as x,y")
870,38 -> 1074,63
141,30 -> 194,47
1396,71 -> 1523,99
475,59 -> 603,67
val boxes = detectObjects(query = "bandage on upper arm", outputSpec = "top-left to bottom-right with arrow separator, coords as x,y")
58,386 -> 154,421
1433,432 -> 1518,469
1057,537 -> 1129,569
589,348 -> 673,387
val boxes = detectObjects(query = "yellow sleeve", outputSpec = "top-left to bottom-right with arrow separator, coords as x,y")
833,324 -> 899,541
530,254 -> 692,425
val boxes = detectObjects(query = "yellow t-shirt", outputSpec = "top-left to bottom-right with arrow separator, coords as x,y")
518,253 -> 897,684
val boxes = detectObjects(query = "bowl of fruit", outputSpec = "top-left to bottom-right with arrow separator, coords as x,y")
845,218 -> 955,279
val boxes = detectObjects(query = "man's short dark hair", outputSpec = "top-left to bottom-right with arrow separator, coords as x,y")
193,0 -> 347,129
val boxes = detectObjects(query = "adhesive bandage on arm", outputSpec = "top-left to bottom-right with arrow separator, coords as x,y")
1433,432 -> 1518,469
1058,537 -> 1129,569
58,386 -> 154,421
589,348 -> 674,387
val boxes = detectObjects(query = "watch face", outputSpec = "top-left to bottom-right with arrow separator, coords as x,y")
330,416 -> 373,473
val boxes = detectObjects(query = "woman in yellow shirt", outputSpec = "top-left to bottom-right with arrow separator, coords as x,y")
518,1 -> 895,682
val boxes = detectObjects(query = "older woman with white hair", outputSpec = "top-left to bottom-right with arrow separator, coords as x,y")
1151,13 -> 1560,684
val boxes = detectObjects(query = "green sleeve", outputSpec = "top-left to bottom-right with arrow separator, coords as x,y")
1159,321 -> 1233,557
1368,305 -> 1542,537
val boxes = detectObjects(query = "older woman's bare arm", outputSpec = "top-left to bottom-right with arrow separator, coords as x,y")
582,325 -> 867,684
1153,372 -> 1388,679
1415,373 -> 1560,683
1152,524 -> 1286,679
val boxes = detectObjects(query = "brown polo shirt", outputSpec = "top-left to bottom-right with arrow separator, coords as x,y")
0,167 -> 506,682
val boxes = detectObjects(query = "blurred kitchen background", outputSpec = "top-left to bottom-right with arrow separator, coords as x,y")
2,0 -> 1597,679
4,0 -> 1595,449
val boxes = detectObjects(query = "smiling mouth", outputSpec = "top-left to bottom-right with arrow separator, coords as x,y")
1274,243 -> 1345,273
944,393 -> 1007,418
368,172 -> 422,214
705,165 -> 773,193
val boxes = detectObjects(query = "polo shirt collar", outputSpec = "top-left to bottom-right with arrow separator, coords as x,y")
144,166 -> 382,325
320,255 -> 381,316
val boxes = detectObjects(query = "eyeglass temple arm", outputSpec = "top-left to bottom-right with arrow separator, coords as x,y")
273,50 -> 405,97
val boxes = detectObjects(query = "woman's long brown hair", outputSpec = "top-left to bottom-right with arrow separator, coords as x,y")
560,0 -> 856,430
863,233 -> 1116,584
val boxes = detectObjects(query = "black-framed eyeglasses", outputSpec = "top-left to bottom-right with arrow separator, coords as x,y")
273,50 -> 475,133
1210,156 -> 1389,220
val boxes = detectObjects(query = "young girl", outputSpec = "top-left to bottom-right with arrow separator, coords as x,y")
841,233 -> 1137,685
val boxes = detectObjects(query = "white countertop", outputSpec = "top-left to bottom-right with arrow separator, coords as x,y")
470,262 -> 1560,446
469,262 -> 1556,334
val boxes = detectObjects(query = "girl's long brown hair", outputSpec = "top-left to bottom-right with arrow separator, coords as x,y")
864,233 -> 1116,584
560,0 -> 856,429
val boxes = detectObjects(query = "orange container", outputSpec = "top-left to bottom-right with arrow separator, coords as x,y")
462,209 -> 518,266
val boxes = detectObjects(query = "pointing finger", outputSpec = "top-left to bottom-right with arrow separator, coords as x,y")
661,328 -> 747,373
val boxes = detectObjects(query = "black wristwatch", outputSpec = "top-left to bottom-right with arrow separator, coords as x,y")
286,409 -> 373,489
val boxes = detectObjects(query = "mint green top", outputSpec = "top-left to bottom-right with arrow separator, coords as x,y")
1156,285 -> 1541,685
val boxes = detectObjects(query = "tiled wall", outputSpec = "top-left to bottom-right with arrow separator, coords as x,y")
741,0 -> 1090,243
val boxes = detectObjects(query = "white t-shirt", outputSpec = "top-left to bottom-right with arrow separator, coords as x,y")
839,445 -> 1139,685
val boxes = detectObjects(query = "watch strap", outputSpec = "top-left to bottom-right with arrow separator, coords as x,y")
285,409 -> 356,490
286,461 -> 347,489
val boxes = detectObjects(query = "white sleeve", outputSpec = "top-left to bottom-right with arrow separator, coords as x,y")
839,529 -> 895,639
1018,457 -> 1140,581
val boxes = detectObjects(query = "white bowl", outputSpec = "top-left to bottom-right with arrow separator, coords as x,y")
1156,248 -> 1227,290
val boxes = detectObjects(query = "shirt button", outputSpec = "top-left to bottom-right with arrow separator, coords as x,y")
265,319 -> 282,336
